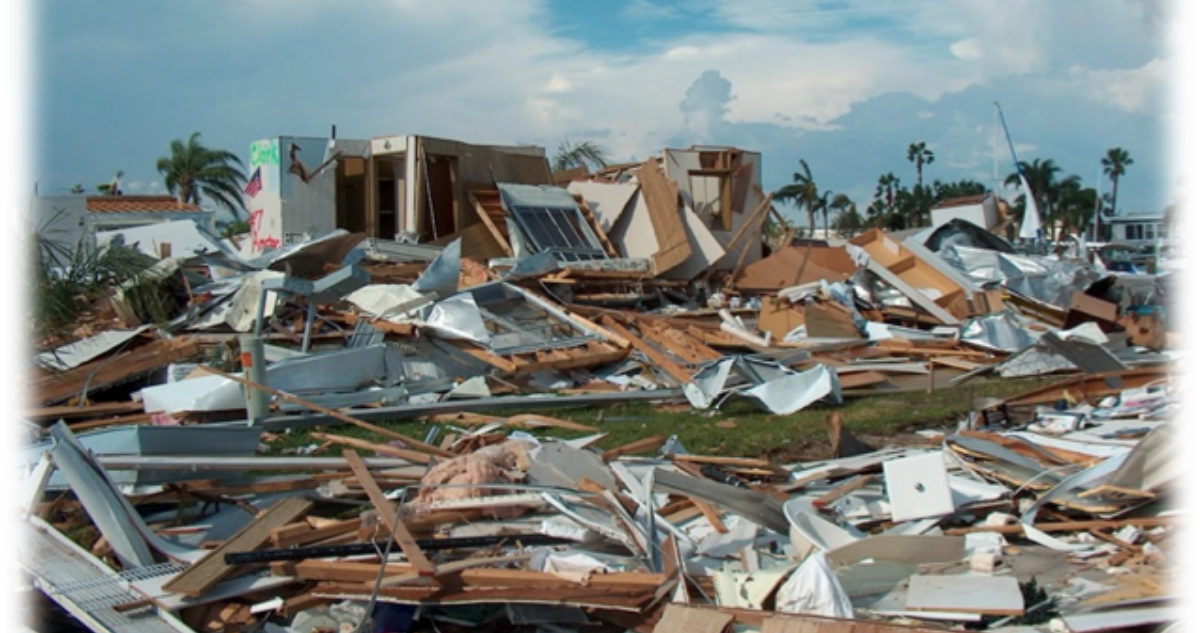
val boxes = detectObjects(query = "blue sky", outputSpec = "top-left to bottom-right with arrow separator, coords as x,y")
17,0 -> 1185,225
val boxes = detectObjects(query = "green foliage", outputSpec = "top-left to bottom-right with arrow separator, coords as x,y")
552,138 -> 610,173
30,210 -> 178,343
218,218 -> 251,239
1101,147 -> 1133,216
157,132 -> 248,218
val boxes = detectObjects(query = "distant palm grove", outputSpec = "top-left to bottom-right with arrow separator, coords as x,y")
772,142 -> 1137,244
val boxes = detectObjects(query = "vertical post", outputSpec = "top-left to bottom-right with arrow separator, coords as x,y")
301,301 -> 317,353
240,335 -> 270,425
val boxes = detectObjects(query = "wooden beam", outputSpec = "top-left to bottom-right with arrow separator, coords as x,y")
468,190 -> 514,257
271,518 -> 360,549
196,366 -> 451,458
601,434 -> 666,462
636,159 -> 692,274
311,432 -> 433,465
162,496 -> 312,597
342,450 -> 436,576
599,315 -> 693,386
810,474 -> 875,509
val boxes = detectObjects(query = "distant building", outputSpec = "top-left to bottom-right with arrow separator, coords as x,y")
241,134 -> 552,255
929,193 -> 1001,232
1103,209 -> 1166,246
31,194 -> 215,251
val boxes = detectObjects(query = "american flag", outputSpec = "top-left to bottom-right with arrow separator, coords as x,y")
244,167 -> 262,198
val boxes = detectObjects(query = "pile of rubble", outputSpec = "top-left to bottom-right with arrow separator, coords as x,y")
20,165 -> 1181,632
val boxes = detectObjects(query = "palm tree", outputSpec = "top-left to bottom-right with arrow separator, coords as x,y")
932,179 -> 986,202
776,159 -> 819,237
906,142 -> 935,189
829,193 -> 861,237
1101,147 -> 1133,216
873,172 -> 901,229
552,138 -> 610,173
1056,179 -> 1099,241
156,132 -> 249,218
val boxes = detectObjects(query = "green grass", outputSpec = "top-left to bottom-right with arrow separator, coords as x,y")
266,376 -> 1051,463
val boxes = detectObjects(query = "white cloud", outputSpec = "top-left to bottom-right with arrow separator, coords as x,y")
1068,58 -> 1167,114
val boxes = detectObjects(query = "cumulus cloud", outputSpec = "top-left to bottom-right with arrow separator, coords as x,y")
1068,58 -> 1167,114
679,70 -> 733,141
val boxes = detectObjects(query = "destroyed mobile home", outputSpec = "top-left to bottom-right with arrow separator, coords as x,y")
20,145 -> 1180,633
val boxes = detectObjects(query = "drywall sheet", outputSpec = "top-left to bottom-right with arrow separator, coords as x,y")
607,194 -> 659,260
567,181 -> 639,235
904,574 -> 1024,615
660,202 -> 728,281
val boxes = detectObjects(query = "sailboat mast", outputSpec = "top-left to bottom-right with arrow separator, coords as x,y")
994,102 -> 1042,242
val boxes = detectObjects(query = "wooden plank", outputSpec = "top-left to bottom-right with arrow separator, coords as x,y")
197,366 -> 452,458
33,336 -> 202,405
601,434 -> 666,462
25,400 -> 145,422
811,474 -> 875,509
270,517 -> 360,549
162,496 -> 312,597
505,413 -> 599,433
635,159 -> 692,274
468,190 -> 514,256
342,450 -> 436,576
276,559 -> 665,588
673,454 -> 774,470
311,432 -> 433,465
642,321 -> 724,364
599,315 -> 693,385
574,194 -> 620,258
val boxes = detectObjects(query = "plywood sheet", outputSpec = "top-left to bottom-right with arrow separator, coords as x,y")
904,574 -> 1024,615
734,245 -> 856,292
608,193 -> 660,259
653,603 -> 733,633
635,160 -> 692,274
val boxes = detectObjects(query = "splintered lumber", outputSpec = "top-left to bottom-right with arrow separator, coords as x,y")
33,335 -> 202,405
311,432 -> 433,465
672,454 -> 775,470
313,581 -> 656,612
342,450 -> 436,576
636,159 -> 692,274
504,413 -> 599,433
599,315 -> 693,385
197,365 -> 451,458
277,559 -> 666,589
26,401 -> 145,423
270,518 -> 361,549
378,553 -> 534,588
161,496 -> 313,597
811,474 -> 875,509
602,434 -> 666,461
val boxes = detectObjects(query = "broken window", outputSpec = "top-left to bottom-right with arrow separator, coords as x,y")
498,183 -> 609,263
